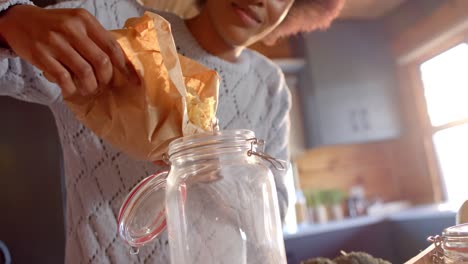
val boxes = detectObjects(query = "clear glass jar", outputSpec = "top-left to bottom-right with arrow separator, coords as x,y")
442,224 -> 468,263
118,129 -> 287,264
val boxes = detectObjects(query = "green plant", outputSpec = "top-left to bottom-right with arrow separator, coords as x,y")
303,189 -> 345,207
322,189 -> 345,206
303,189 -> 323,208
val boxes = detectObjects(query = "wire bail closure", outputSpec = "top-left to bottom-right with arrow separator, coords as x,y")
211,118 -> 220,133
247,138 -> 287,171
427,235 -> 444,264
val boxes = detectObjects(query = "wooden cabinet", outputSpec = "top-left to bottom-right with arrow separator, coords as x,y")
299,21 -> 401,147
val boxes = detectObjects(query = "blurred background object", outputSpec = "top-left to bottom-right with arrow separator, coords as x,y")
458,200 -> 468,225
0,240 -> 11,264
3,0 -> 468,263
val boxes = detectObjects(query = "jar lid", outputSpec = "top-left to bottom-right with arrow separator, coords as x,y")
443,223 -> 468,238
118,172 -> 169,248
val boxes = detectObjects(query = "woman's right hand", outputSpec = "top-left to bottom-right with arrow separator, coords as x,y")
0,5 -> 138,96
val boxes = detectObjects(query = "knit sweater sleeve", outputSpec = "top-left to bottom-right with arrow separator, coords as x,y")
0,0 -> 89,105
264,66 -> 292,222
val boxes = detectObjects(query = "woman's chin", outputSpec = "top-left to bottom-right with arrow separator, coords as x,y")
218,27 -> 259,48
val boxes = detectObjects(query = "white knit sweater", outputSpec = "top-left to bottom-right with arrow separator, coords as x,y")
0,0 -> 291,263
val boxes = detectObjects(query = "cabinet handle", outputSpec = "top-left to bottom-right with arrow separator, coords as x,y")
350,110 -> 359,132
359,108 -> 370,131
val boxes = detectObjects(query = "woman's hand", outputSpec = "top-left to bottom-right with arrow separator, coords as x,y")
0,5 -> 138,96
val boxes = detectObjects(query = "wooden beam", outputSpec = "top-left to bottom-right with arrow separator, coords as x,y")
339,0 -> 407,20
395,63 -> 443,203
393,0 -> 468,64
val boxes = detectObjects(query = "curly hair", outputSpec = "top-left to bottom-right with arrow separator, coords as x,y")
195,0 -> 345,44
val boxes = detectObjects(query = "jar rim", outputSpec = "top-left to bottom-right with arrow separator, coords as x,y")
168,129 -> 255,159
443,223 -> 468,238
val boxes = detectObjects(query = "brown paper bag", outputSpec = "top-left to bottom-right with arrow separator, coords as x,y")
64,12 -> 219,161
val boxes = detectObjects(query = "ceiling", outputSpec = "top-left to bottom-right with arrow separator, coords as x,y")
339,0 -> 408,20
138,0 -> 408,20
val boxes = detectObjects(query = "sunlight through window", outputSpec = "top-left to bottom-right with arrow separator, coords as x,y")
420,43 -> 468,126
420,43 -> 468,208
433,124 -> 468,207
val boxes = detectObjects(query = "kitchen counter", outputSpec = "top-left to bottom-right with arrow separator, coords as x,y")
284,214 -> 384,240
387,203 -> 456,220
283,204 -> 457,264
284,203 -> 456,239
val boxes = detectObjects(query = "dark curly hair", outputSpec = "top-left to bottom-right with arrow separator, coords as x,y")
196,0 -> 345,44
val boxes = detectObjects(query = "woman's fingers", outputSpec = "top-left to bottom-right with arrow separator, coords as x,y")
84,16 -> 126,68
0,6 -> 139,96
84,17 -> 140,84
49,32 -> 98,95
38,52 -> 77,97
71,35 -> 113,87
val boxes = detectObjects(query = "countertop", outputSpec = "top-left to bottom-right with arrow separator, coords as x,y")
283,203 -> 457,240
283,203 -> 458,263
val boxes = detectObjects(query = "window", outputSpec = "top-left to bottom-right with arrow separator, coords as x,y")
420,43 -> 468,208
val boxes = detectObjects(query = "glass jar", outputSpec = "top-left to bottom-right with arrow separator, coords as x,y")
430,223 -> 468,263
442,224 -> 468,263
118,129 -> 287,264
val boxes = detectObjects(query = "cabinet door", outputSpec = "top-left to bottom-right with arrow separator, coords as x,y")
301,21 -> 400,146
316,84 -> 365,145
357,86 -> 400,142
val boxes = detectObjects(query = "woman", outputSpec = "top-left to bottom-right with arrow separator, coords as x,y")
0,0 -> 344,262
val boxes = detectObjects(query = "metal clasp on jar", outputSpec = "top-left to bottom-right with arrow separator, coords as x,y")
247,138 -> 287,171
428,235 -> 445,264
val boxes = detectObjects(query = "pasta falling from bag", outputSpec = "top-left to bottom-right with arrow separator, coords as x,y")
63,12 -> 219,161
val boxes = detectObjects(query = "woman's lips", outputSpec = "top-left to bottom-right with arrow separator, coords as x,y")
231,2 -> 261,28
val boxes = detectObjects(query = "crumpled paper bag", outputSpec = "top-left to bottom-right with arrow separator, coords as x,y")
64,12 -> 219,161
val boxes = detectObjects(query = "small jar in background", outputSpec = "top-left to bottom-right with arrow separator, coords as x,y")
295,191 -> 308,224
442,224 -> 468,263
430,223 -> 468,264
